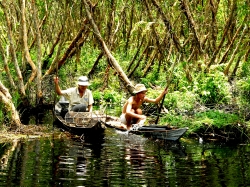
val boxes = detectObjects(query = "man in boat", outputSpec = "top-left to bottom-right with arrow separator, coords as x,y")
120,84 -> 168,130
54,76 -> 94,113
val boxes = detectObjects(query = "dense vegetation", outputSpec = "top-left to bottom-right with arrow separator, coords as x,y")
0,0 -> 249,141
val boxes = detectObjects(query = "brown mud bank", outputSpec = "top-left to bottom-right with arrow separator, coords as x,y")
0,125 -> 67,143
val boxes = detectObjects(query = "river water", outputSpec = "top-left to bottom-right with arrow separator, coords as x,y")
0,127 -> 250,187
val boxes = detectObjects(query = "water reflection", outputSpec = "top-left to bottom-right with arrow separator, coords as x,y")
53,134 -> 105,186
0,129 -> 250,187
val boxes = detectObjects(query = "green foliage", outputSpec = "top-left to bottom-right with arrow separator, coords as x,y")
161,114 -> 192,128
92,91 -> 102,104
141,65 -> 177,88
141,70 -> 160,87
0,8 -> 4,16
0,0 -> 249,133
12,91 -> 21,107
161,110 -> 241,133
88,79 -> 103,91
164,91 -> 197,114
93,89 -> 122,105
240,60 -> 250,78
0,103 -> 11,126
79,46 -> 103,71
194,110 -> 241,128
103,90 -> 116,103
171,66 -> 190,91
236,77 -> 250,104
0,108 -> 3,125
192,72 -> 231,105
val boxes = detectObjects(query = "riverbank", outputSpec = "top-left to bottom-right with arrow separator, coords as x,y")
1,102 -> 250,144
1,118 -> 249,144
0,125 -> 69,143
151,107 -> 250,143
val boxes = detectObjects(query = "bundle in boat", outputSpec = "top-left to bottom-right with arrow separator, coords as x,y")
65,112 -> 102,128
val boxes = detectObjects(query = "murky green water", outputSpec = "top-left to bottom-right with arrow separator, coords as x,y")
0,127 -> 250,187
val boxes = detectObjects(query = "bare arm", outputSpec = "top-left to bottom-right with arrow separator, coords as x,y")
88,104 -> 93,112
144,88 -> 168,103
54,77 -> 62,95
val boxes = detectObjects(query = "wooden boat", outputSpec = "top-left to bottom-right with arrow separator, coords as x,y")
54,99 -> 187,141
55,112 -> 106,135
102,115 -> 188,141
54,100 -> 106,137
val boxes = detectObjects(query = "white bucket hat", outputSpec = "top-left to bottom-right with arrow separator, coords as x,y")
77,76 -> 90,86
133,84 -> 147,94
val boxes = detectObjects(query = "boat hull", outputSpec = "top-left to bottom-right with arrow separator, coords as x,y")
55,114 -> 106,136
132,126 -> 188,141
102,116 -> 188,141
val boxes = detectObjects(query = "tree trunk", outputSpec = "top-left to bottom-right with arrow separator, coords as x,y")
83,0 -> 134,93
229,55 -> 241,81
128,43 -> 149,78
0,81 -> 22,127
124,2 -> 134,55
143,49 -> 157,76
31,0 -> 43,100
145,0 -> 164,57
21,0 -> 37,90
219,21 -> 244,65
224,25 -> 247,76
180,0 -> 202,53
1,1 -> 26,97
209,0 -> 220,52
126,35 -> 145,73
44,20 -> 89,75
151,0 -> 182,53
206,0 -> 237,70
88,52 -> 104,77
42,27 -> 63,70
0,43 -> 16,90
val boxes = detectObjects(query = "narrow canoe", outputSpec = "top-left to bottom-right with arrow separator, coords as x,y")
102,115 -> 188,141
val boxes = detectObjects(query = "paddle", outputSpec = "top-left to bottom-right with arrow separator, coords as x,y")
52,70 -> 58,128
52,52 -> 60,127
155,55 -> 181,124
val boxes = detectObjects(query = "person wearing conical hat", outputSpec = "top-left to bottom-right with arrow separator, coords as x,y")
120,84 -> 168,130
54,76 -> 94,113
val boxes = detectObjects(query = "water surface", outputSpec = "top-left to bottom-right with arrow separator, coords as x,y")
0,128 -> 249,187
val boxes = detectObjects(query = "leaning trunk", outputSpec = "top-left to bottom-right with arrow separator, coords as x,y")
83,0 -> 134,93
0,82 -> 22,127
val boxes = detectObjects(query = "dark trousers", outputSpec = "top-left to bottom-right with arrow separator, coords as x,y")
71,104 -> 87,112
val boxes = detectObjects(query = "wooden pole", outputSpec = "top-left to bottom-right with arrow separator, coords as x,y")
155,55 -> 181,124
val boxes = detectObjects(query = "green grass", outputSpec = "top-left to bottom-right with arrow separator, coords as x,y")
160,110 -> 243,134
